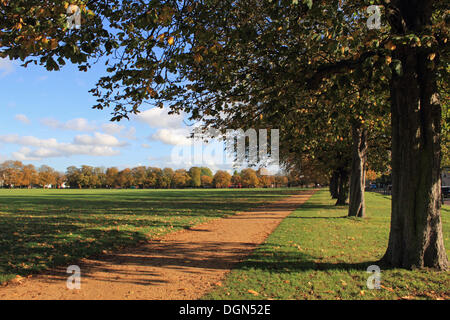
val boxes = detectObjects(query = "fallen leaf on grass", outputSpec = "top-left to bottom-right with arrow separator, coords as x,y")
380,285 -> 394,292
248,289 -> 259,296
12,275 -> 24,283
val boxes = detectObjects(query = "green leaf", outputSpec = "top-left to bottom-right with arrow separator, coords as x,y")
391,59 -> 403,76
303,0 -> 313,9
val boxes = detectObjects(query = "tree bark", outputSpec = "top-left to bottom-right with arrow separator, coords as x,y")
382,0 -> 448,270
348,125 -> 368,218
330,170 -> 339,199
335,168 -> 349,206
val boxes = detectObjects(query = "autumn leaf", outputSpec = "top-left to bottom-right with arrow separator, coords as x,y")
12,275 -> 25,283
247,289 -> 259,296
194,54 -> 203,63
157,33 -> 165,42
380,285 -> 394,292
50,39 -> 58,50
384,41 -> 396,51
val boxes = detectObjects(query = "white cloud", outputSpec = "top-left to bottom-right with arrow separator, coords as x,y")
101,123 -> 136,140
74,132 -> 126,147
150,128 -> 193,146
0,58 -> 14,77
141,143 -> 151,149
0,133 -> 125,161
0,134 -> 59,148
15,114 -> 31,124
12,145 -> 120,161
101,123 -> 125,135
121,127 -> 137,140
12,147 -> 61,161
41,117 -> 97,132
55,144 -> 120,157
61,118 -> 97,132
135,107 -> 186,129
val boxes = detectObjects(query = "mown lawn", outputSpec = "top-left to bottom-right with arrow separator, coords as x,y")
0,188 -> 303,284
204,190 -> 450,300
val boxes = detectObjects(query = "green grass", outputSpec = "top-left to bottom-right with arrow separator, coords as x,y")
204,191 -> 450,300
0,187 -> 303,284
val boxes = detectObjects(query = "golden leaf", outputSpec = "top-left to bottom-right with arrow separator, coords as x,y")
194,54 -> 203,63
381,285 -> 394,292
384,41 -> 396,51
247,289 -> 259,296
50,39 -> 58,50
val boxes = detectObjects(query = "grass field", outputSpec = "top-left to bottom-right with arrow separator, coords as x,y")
204,191 -> 450,300
0,188 -> 303,284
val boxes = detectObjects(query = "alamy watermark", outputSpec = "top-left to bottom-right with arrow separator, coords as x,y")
67,5 -> 82,30
367,5 -> 382,30
366,265 -> 381,289
171,128 -> 280,172
67,265 -> 81,290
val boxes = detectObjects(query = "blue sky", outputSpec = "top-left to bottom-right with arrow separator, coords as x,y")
0,55 -> 281,174
0,5 -> 281,174
0,56 -> 207,172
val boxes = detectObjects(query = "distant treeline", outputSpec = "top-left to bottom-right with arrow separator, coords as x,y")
0,161 -> 289,189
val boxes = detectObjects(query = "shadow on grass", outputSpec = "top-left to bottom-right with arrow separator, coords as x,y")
21,240 -> 262,286
237,251 -> 380,273
11,239 -> 379,287
285,216 -> 348,220
0,188 -> 307,281
0,189 -> 303,217
0,217 -> 150,278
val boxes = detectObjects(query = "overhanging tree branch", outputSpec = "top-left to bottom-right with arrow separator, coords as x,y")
305,51 -> 378,90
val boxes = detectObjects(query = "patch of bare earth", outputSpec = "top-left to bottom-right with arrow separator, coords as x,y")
0,190 -> 315,300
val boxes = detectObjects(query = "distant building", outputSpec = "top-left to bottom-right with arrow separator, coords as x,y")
442,167 -> 450,186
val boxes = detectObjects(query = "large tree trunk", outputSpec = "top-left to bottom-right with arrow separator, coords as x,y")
348,125 -> 368,218
382,0 -> 448,270
335,168 -> 349,206
329,170 -> 339,199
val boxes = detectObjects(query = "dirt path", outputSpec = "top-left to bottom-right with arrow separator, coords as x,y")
0,190 -> 315,300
